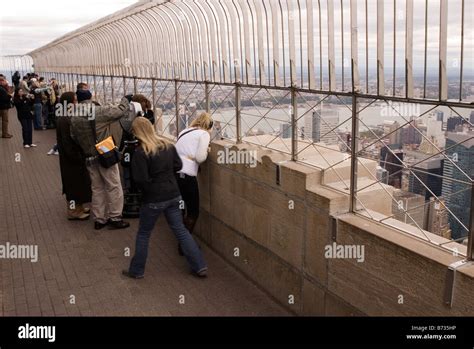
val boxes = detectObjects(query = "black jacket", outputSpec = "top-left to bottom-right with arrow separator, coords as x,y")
14,97 -> 34,119
0,85 -> 12,110
132,145 -> 183,203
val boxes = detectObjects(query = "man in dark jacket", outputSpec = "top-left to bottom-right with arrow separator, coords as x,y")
57,92 -> 92,220
12,71 -> 21,89
70,86 -> 132,230
0,77 -> 13,138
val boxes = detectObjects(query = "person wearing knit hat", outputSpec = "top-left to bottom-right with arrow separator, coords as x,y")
70,84 -> 132,231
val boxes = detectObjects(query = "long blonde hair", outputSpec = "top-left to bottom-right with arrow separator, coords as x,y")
132,117 -> 170,156
190,112 -> 213,130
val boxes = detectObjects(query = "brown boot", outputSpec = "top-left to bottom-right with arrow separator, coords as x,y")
77,204 -> 91,214
67,207 -> 90,221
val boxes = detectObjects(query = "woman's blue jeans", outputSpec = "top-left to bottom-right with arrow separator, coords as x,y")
129,196 -> 207,276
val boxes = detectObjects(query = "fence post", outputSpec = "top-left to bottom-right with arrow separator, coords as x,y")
93,75 -> 97,100
349,94 -> 359,213
467,184 -> 474,261
175,79 -> 179,137
123,76 -> 127,96
235,82 -> 242,144
290,86 -> 298,161
102,75 -> 106,104
111,76 -> 115,103
151,78 -> 157,110
133,77 -> 138,95
205,81 -> 210,113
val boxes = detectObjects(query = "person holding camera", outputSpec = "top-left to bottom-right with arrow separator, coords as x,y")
13,88 -> 35,147
174,112 -> 213,255
70,85 -> 131,230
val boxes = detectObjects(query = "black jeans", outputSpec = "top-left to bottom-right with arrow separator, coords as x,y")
176,174 -> 200,228
19,118 -> 33,145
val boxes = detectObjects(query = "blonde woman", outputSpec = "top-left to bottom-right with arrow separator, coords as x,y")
123,117 -> 207,279
174,112 -> 213,255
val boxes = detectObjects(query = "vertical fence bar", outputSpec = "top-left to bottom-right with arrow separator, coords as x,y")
93,75 -> 97,100
393,0 -> 397,96
439,0 -> 448,100
175,79 -> 179,137
340,0 -> 344,91
350,0 -> 360,91
291,86 -> 298,161
235,83 -> 242,144
349,93 -> 359,212
102,75 -> 106,105
123,76 -> 127,95
467,184 -> 474,261
459,0 -> 465,101
205,81 -> 210,113
327,0 -> 336,91
151,78 -> 156,110
133,77 -> 138,95
405,0 -> 414,99
111,76 -> 115,103
423,0 -> 428,99
365,0 -> 369,93
377,0 -> 385,95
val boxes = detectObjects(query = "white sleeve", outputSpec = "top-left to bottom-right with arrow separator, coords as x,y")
194,132 -> 211,164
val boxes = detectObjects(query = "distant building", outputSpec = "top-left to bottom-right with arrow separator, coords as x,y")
383,120 -> 402,147
424,197 -> 451,239
392,189 -> 426,228
380,147 -> 404,188
408,154 -> 444,200
446,116 -> 465,132
434,110 -> 444,122
401,119 -> 422,146
441,131 -> 474,239
304,107 -> 339,145
279,122 -> 292,139
376,166 -> 389,184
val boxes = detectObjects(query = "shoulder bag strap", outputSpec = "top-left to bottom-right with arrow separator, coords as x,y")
177,127 -> 199,141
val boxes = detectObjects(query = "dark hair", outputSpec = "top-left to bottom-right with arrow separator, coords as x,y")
23,76 -> 28,80
60,92 -> 76,104
39,77 -> 45,82
131,94 -> 151,111
13,88 -> 24,103
76,82 -> 88,91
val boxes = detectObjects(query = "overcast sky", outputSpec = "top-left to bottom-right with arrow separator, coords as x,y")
0,0 -> 137,55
